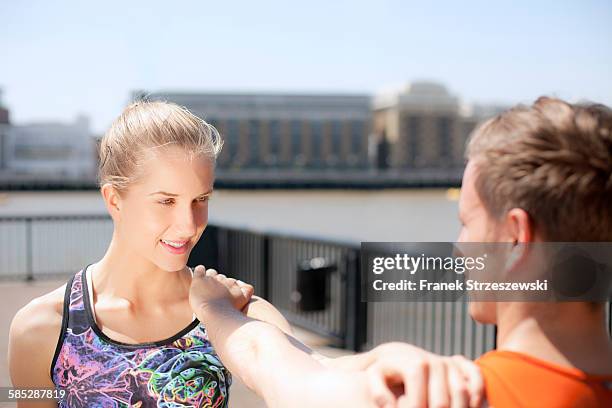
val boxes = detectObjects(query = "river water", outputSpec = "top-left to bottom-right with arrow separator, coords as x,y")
0,189 -> 461,243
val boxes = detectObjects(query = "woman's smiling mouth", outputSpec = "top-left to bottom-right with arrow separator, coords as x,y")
160,239 -> 189,254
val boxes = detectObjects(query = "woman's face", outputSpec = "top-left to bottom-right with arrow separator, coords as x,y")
113,146 -> 214,272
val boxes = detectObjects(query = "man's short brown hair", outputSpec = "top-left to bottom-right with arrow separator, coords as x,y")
466,96 -> 612,241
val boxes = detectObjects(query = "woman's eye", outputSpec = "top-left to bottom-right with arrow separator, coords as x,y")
158,197 -> 209,205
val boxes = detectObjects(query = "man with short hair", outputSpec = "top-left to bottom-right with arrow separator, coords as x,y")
190,96 -> 612,407
461,97 -> 612,406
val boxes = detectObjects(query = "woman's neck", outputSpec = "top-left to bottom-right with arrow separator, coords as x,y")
92,237 -> 192,308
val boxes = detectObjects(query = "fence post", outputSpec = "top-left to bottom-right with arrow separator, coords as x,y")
188,225 -> 219,271
25,218 -> 33,281
217,227 -> 228,277
609,301 -> 611,336
344,249 -> 367,352
262,235 -> 270,301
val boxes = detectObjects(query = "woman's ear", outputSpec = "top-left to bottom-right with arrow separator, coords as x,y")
101,183 -> 122,220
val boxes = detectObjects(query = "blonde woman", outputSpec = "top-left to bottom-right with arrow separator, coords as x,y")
9,101 -> 482,408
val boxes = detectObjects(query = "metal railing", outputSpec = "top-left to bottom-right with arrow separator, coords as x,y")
1,214 -> 609,357
185,225 -> 360,347
0,214 -> 112,280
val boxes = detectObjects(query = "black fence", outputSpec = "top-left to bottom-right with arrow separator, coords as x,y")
192,225 -> 495,357
1,214 -> 610,357
191,226 -> 366,350
0,214 -> 113,280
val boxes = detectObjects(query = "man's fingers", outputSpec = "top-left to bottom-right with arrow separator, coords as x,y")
237,280 -> 254,295
446,360 -> 470,408
402,359 -> 428,408
240,285 -> 254,298
366,366 -> 397,408
428,360 -> 450,408
228,283 -> 243,296
193,265 -> 206,277
196,268 -> 252,295
236,280 -> 253,290
451,355 -> 484,408
396,394 -> 411,408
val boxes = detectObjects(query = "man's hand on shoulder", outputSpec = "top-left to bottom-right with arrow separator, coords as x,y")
189,265 -> 293,334
189,265 -> 254,314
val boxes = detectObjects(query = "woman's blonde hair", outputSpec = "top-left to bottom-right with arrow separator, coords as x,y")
98,100 -> 223,193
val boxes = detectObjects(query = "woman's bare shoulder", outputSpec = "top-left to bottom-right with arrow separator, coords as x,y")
13,284 -> 66,329
8,283 -> 68,386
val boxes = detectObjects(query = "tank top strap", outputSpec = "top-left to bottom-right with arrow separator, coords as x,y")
189,266 -> 197,320
65,267 -> 92,335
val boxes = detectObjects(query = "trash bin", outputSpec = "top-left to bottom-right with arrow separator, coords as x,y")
293,257 -> 336,312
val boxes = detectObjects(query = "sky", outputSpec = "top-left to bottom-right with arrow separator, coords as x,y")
1,0 -> 611,134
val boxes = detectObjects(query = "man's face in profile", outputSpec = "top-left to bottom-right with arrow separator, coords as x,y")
458,160 -> 500,323
457,160 -> 500,242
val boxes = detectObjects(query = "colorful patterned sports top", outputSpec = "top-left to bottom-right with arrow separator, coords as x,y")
51,265 -> 231,407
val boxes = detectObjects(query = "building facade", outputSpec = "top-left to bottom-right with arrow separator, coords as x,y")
4,116 -> 96,177
0,89 -> 10,171
372,82 -> 487,171
139,92 -> 372,171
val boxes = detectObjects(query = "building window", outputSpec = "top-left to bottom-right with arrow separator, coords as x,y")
226,119 -> 240,167
406,116 -> 421,167
248,119 -> 260,167
331,120 -> 342,160
268,120 -> 281,164
311,121 -> 323,168
14,145 -> 72,160
350,120 -> 365,166
291,120 -> 302,161
437,117 -> 451,162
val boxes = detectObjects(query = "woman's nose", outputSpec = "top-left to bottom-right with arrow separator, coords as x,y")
174,208 -> 200,238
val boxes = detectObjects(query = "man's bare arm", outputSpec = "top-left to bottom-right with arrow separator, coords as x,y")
190,267 -> 392,408
190,266 -> 484,408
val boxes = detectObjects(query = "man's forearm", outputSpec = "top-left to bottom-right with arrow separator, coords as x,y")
195,302 -> 324,406
318,351 -> 377,371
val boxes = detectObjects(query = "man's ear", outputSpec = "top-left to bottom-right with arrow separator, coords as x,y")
101,183 -> 122,221
504,208 -> 533,244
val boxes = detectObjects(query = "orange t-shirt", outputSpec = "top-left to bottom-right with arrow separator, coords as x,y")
476,350 -> 612,408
